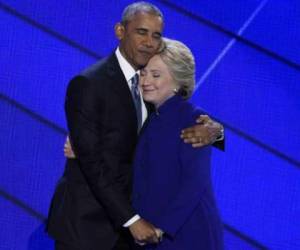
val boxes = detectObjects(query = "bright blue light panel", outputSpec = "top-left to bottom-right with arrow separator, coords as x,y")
0,196 -> 53,250
223,230 -> 259,250
0,8 -> 94,128
244,1 -> 300,65
0,99 -> 66,216
154,0 -> 262,32
211,131 -> 300,249
193,41 -> 300,163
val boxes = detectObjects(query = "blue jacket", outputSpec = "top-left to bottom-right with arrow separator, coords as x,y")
132,95 -> 223,250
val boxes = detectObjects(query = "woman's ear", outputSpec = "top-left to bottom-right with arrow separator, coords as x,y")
115,23 -> 125,40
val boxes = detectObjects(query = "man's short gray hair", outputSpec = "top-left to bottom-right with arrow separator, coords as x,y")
159,38 -> 195,99
121,1 -> 164,25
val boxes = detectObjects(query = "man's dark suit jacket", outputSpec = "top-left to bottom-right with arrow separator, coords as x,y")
47,54 -> 143,250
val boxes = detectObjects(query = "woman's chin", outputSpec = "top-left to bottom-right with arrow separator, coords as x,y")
142,95 -> 154,104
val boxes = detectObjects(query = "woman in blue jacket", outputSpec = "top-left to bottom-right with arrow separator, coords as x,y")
132,38 -> 223,250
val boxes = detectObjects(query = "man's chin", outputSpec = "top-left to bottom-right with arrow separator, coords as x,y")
136,58 -> 152,68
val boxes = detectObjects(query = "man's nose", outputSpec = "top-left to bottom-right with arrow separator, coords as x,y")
144,35 -> 154,48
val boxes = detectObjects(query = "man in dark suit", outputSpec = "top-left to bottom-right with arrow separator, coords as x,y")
47,2 -> 224,250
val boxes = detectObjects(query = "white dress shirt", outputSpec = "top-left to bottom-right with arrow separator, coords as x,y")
115,48 -> 148,126
115,47 -> 146,227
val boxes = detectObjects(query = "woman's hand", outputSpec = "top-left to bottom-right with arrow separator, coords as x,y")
64,136 -> 76,159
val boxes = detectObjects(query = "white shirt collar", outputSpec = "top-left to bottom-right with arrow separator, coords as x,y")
115,47 -> 137,82
115,48 -> 148,126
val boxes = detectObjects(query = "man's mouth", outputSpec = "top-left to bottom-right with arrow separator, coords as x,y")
139,50 -> 152,56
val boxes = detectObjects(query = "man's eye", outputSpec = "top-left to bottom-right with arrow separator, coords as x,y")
137,30 -> 147,35
153,34 -> 161,40
153,74 -> 160,78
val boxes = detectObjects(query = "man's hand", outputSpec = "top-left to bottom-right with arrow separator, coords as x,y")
155,228 -> 164,242
180,115 -> 223,148
64,136 -> 76,159
129,218 -> 159,245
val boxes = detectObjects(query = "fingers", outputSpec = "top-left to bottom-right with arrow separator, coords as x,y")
135,235 -> 158,246
181,125 -> 206,139
181,130 -> 206,140
155,228 -> 164,242
63,136 -> 76,158
135,240 -> 146,246
181,131 -> 211,147
64,147 -> 75,158
181,126 -> 195,135
181,123 -> 207,137
135,231 -> 158,244
141,229 -> 159,244
189,138 -> 210,146
181,129 -> 200,144
192,142 -> 205,148
142,228 -> 163,244
181,121 -> 220,146
135,232 -> 158,245
129,219 -> 159,245
150,235 -> 159,244
196,114 -> 210,124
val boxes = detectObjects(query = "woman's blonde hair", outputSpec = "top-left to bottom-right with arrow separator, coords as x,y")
158,38 -> 195,99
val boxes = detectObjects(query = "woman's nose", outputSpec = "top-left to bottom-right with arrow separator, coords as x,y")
140,77 -> 150,87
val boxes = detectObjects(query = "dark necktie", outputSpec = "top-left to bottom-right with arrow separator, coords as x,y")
131,73 -> 142,131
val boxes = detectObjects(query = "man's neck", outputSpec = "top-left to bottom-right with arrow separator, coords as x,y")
115,47 -> 137,82
119,47 -> 138,71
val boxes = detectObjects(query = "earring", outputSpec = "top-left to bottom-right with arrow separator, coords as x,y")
173,88 -> 178,94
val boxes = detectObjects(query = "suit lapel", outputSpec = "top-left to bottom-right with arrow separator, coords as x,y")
105,54 -> 138,132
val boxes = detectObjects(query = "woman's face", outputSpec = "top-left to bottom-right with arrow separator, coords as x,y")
140,55 -> 177,107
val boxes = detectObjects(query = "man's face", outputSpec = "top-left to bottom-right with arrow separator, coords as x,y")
116,12 -> 163,70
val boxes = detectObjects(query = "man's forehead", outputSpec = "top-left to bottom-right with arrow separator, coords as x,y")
128,12 -> 163,27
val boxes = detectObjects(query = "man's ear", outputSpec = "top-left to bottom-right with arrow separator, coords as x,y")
115,23 -> 125,40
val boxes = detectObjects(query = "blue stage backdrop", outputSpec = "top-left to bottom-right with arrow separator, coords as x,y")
0,1 -> 299,249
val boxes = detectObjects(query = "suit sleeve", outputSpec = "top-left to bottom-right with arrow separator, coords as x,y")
213,137 -> 225,151
65,76 -> 136,228
154,142 -> 212,238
